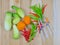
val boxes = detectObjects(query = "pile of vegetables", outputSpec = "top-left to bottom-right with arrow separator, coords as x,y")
4,4 -> 48,42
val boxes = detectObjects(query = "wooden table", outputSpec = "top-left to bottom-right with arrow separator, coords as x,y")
0,0 -> 53,45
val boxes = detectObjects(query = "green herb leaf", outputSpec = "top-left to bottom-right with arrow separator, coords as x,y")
30,5 -> 44,23
31,23 -> 37,34
29,32 -> 36,42
29,15 -> 39,20
29,23 -> 37,42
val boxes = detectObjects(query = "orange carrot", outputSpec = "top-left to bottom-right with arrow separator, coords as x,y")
17,21 -> 26,31
23,16 -> 31,25
42,4 -> 47,14
29,12 -> 39,18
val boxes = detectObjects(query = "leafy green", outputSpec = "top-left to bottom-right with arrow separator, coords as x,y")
31,23 -> 37,34
29,15 -> 39,20
29,23 -> 37,42
4,12 -> 12,31
29,32 -> 36,42
30,5 -> 44,23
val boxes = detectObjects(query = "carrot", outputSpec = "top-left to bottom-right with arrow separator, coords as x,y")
29,12 -> 39,18
32,20 -> 38,22
45,17 -> 49,23
42,4 -> 47,14
23,16 -> 31,25
17,21 -> 26,31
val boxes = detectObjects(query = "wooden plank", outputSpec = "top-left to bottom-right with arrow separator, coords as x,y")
20,0 -> 31,45
0,0 -> 53,45
10,0 -> 21,10
0,0 -> 2,45
30,0 -> 42,45
31,0 -> 53,45
9,0 -> 21,45
31,0 -> 42,6
42,0 -> 53,45
20,0 -> 31,14
1,0 -> 10,45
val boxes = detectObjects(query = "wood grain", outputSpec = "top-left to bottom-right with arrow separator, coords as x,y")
9,0 -> 23,45
0,0 -> 53,45
1,0 -> 10,45
0,0 -> 2,45
20,0 -> 31,14
42,0 -> 53,45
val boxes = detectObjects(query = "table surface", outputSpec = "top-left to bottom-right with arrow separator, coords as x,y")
0,0 -> 53,45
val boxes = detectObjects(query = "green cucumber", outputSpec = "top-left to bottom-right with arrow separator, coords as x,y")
4,12 -> 12,31
13,25 -> 20,39
13,13 -> 20,24
12,6 -> 25,18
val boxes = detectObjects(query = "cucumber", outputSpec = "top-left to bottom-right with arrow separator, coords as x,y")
13,13 -> 20,24
13,25 -> 20,39
4,12 -> 12,31
12,6 -> 25,18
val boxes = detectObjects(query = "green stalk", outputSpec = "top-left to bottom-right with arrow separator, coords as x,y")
29,23 -> 37,42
